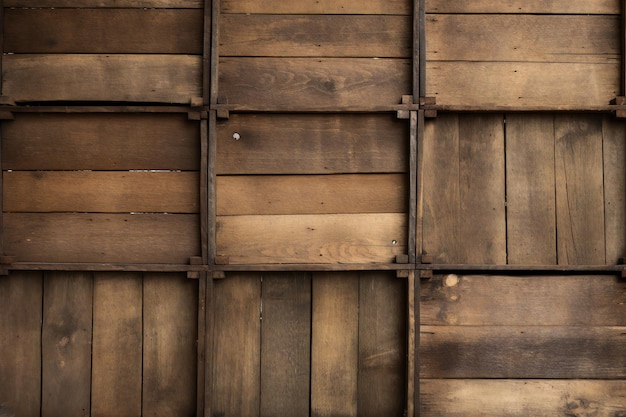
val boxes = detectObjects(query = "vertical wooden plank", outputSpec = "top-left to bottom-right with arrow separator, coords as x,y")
603,116 -> 626,264
555,114 -> 606,265
416,110 -> 425,261
409,111 -> 418,263
210,0 -> 219,104
201,119 -> 209,263
203,0 -> 212,103
413,271 -> 420,417
91,272 -> 143,417
42,272 -> 93,417
212,272 -> 261,417
143,273 -> 197,417
0,271 -> 42,417
208,112 -> 217,265
506,114 -> 557,264
197,274 -> 207,417
311,272 -> 359,417
413,0 -> 420,99
358,272 -> 406,417
260,272 -> 311,417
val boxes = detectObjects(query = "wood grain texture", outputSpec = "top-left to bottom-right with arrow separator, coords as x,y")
217,174 -> 407,215
5,0 -> 202,6
3,54 -> 202,103
4,171 -> 200,213
420,380 -> 626,417
220,15 -> 411,58
42,272 -> 93,417
212,273 -> 261,417
4,9 -> 203,54
4,213 -> 200,263
311,272 -> 359,417
221,0 -> 411,14
421,274 -> 626,326
0,272 -> 43,417
143,273 -> 197,417
216,114 -> 408,175
218,58 -> 411,110
603,116 -> 626,264
420,325 -> 626,379
425,0 -> 620,14
92,272 -> 143,417
555,115 -> 606,265
2,113 -> 200,171
260,273 -> 311,417
505,114 -> 556,264
216,213 -> 406,264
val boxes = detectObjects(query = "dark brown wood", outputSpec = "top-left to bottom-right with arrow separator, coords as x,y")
409,111 -> 418,263
210,0 -> 219,104
425,0 -> 619,14
212,263 -> 414,271
9,262 -> 207,272
197,274 -> 207,417
201,119 -> 209,263
413,270 -> 420,417
603,115 -> 626,264
5,0 -> 202,6
220,0 -> 411,14
208,112 -> 217,265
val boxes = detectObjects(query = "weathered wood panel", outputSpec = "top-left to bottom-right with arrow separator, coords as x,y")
0,272 -> 43,417
4,213 -> 200,263
4,171 -> 199,213
425,0 -> 620,14
216,114 -> 408,175
603,116 -> 626,264
421,325 -> 626,379
220,15 -> 411,58
143,273 -> 197,417
217,174 -> 406,215
2,113 -> 200,171
42,272 -> 93,417
311,273 -> 359,417
212,273 -> 261,417
260,273 -> 311,417
5,0 -> 202,7
4,9 -> 203,54
420,380 -> 626,417
218,58 -> 411,110
92,273 -> 142,417
421,274 -> 626,326
221,0 -> 411,15
216,213 -> 406,264
3,54 -> 202,103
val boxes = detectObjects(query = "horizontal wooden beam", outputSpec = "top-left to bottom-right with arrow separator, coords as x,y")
419,264 -> 625,274
7,262 -> 209,272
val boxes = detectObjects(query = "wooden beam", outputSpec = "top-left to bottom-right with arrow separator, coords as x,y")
8,263 -> 208,272
408,111 -> 418,263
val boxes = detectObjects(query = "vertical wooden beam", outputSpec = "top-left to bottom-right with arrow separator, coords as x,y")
208,111 -> 217,265
418,0 -> 425,99
413,0 -> 421,100
409,111 -> 418,263
201,118 -> 209,264
203,0 -> 212,104
416,110 -> 425,261
210,0 -> 220,105
406,270 -> 417,416
197,273 -> 207,417
622,0 -> 625,95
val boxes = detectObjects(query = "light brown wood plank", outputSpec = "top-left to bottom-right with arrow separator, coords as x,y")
217,113 -> 408,175
92,272 -> 142,417
555,115 -> 606,265
603,116 -> 626,264
221,0 -> 411,15
3,54 -> 202,103
217,174 -> 407,215
0,271 -> 43,417
2,113 -> 200,171
4,9 -> 203,54
219,57 -> 411,110
220,15 -> 411,58
4,213 -> 200,263
358,272 -> 406,417
421,274 -> 626,326
6,0 -> 202,6
426,61 -> 619,109
42,272 -> 93,417
216,213 -> 407,264
212,273 -> 261,417
425,0 -> 620,14
426,15 -> 619,64
311,272 -> 359,417
420,325 -> 626,379
260,272 -> 311,417
420,380 -> 626,417
143,273 -> 197,417
4,171 -> 200,213
505,114 -> 556,264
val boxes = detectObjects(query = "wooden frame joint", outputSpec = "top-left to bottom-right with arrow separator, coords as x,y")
216,96 -> 230,119
396,94 -> 416,119
395,254 -> 410,264
420,254 -> 433,264
187,271 -> 200,279
0,96 -> 16,106
188,111 -> 208,120
212,271 -> 226,280
611,97 -> 626,118
214,256 -> 230,265
420,97 -> 438,118
396,270 -> 410,278
190,97 -> 204,107
419,269 -> 433,280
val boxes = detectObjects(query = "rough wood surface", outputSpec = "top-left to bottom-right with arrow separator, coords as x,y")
425,0 -> 620,14
4,9 -> 203,54
216,114 -> 408,175
221,0 -> 411,14
5,0 -> 202,6
3,54 -> 202,103
602,116 -> 626,264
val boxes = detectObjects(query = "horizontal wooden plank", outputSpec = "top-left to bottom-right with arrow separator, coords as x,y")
2,113 -> 199,171
219,58 -> 411,110
421,380 -> 626,416
216,174 -> 407,215
216,114 -> 408,175
4,213 -> 200,263
4,9 -> 203,54
4,171 -> 199,213
420,326 -> 626,379
425,0 -> 620,14
220,15 -> 411,58
426,15 -> 619,63
221,0 -> 411,14
421,274 -> 626,326
426,61 -> 619,108
216,213 -> 406,264
3,54 -> 202,103
4,0 -> 202,7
